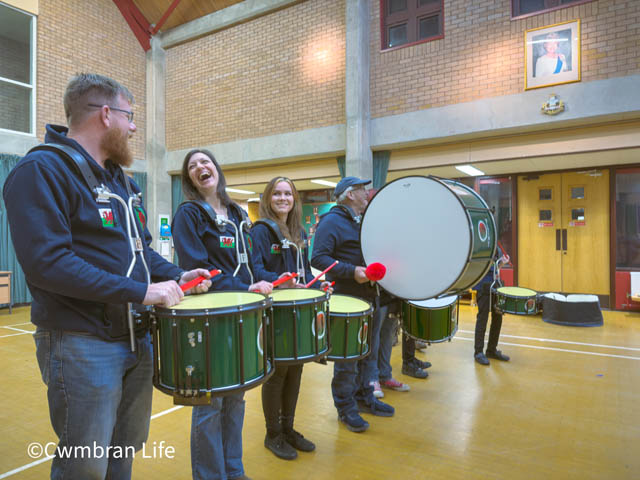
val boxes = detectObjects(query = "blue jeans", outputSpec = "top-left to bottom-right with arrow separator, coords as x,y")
377,312 -> 397,382
331,305 -> 387,415
33,328 -> 153,480
191,393 -> 245,480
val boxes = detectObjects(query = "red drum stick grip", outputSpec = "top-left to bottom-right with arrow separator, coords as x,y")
323,281 -> 335,292
272,272 -> 298,288
305,260 -> 339,288
180,269 -> 221,292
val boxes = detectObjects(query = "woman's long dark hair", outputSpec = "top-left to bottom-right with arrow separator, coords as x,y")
181,149 -> 233,206
259,177 -> 304,247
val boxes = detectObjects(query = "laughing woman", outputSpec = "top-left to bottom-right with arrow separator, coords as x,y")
172,149 -> 276,480
251,177 -> 331,460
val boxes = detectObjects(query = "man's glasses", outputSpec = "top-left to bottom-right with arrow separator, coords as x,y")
87,103 -> 134,122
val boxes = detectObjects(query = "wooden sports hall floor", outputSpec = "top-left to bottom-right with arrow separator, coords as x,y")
0,304 -> 638,480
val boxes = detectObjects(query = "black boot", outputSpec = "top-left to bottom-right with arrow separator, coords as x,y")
281,415 -> 315,452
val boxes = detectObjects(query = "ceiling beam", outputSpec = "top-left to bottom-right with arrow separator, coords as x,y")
113,0 -> 152,51
150,0 -> 183,36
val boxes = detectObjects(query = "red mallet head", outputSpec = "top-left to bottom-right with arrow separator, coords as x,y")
365,262 -> 386,281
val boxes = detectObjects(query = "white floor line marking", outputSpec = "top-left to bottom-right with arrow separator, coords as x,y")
0,457 -> 55,479
458,329 -> 640,351
0,405 -> 185,478
0,332 -> 30,339
454,335 -> 640,360
2,326 -> 33,334
0,322 -> 32,328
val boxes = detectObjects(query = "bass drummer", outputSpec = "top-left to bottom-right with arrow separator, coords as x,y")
251,177 -> 332,460
311,176 -> 395,433
473,244 -> 511,366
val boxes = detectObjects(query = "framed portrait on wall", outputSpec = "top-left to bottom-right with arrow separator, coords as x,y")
525,20 -> 580,90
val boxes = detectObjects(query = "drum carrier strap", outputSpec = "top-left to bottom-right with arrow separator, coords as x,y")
253,218 -> 286,245
185,199 -> 251,233
332,204 -> 361,224
27,143 -> 139,204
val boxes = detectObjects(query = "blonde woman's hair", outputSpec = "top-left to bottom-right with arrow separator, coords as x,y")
259,177 -> 304,247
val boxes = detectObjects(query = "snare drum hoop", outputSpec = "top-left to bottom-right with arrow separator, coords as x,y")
326,294 -> 373,362
360,175 -> 497,300
152,291 -> 272,318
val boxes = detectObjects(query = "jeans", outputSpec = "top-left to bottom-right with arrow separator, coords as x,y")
376,312 -> 397,382
33,328 -> 153,480
331,305 -> 387,415
474,282 -> 503,354
191,393 -> 245,480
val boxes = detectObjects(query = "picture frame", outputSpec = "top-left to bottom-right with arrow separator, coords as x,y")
524,20 -> 580,90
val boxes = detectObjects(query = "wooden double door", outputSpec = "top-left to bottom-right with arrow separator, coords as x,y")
517,170 -> 609,295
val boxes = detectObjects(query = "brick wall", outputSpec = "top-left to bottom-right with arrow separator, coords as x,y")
165,0 -> 346,152
37,0 -> 146,160
370,0 -> 640,118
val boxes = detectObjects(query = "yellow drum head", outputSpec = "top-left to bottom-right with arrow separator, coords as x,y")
271,288 -> 326,302
170,291 -> 265,310
329,294 -> 371,314
497,286 -> 536,297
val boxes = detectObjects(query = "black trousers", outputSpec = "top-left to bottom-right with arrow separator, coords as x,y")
474,282 -> 503,354
402,331 -> 416,364
261,363 -> 303,437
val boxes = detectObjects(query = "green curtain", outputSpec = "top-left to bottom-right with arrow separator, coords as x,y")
131,171 -> 147,207
1,154 -> 32,306
372,150 -> 390,189
337,156 -> 345,178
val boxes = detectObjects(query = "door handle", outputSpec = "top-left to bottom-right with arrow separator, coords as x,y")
556,229 -> 561,251
562,228 -> 567,251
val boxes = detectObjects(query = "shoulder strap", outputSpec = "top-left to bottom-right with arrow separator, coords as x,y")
183,199 -> 222,231
28,143 -> 101,195
253,218 -> 286,244
332,204 -> 360,223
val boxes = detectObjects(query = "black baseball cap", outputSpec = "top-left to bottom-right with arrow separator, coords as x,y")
334,176 -> 371,198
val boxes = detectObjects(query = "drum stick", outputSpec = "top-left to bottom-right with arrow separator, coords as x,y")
272,272 -> 298,288
323,281 -> 335,292
305,260 -> 339,288
180,269 -> 221,292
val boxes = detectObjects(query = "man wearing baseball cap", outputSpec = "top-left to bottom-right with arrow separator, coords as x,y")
311,176 -> 395,433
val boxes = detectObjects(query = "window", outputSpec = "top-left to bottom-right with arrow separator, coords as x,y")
616,169 -> 640,269
0,3 -> 36,134
539,188 -> 552,200
381,0 -> 443,50
512,0 -> 594,19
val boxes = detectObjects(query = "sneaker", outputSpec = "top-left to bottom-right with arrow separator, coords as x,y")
284,430 -> 316,452
474,352 -> 490,365
357,398 -> 395,417
415,340 -> 427,351
410,358 -> 432,369
370,380 -> 384,398
338,412 -> 369,433
380,378 -> 410,392
264,433 -> 298,460
402,362 -> 428,379
486,349 -> 510,361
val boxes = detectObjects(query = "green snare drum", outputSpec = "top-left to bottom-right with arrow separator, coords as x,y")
326,294 -> 373,362
493,286 -> 539,315
270,288 -> 330,364
151,291 -> 274,406
401,295 -> 459,343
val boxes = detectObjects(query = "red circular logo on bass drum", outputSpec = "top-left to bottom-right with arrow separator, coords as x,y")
478,220 -> 488,242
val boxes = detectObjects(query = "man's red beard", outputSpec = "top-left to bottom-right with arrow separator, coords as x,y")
101,126 -> 133,167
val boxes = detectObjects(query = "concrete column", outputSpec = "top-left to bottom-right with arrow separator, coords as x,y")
344,0 -> 372,180
145,36 -> 171,250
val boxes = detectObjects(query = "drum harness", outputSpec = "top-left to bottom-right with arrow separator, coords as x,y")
187,200 -> 255,284
253,218 -> 307,285
28,143 -> 151,352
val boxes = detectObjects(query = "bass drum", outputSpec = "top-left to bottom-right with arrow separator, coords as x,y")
360,175 -> 496,300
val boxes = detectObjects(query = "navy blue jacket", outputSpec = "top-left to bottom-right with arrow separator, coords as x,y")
172,202 -> 276,290
2,124 -> 182,341
311,205 -> 380,302
251,221 -> 314,285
